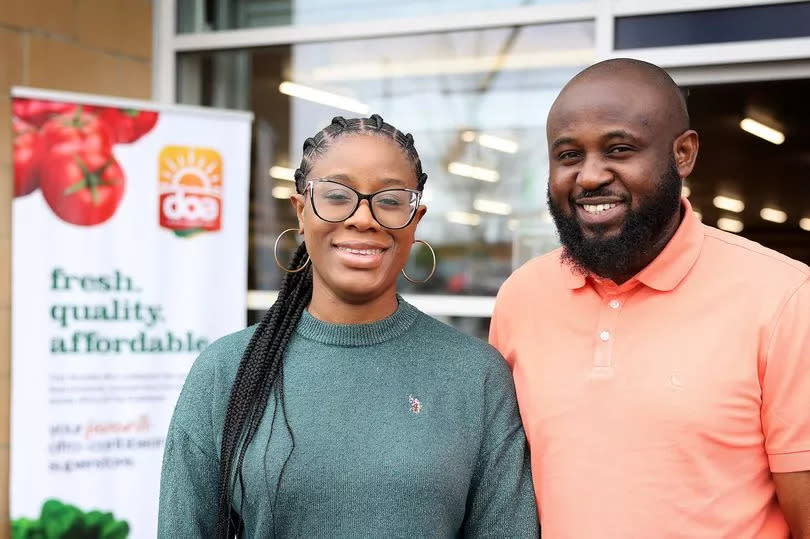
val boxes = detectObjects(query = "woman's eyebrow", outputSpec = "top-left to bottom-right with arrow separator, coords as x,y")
378,177 -> 407,187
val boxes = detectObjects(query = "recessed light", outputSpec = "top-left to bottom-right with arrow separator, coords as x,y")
717,217 -> 744,233
473,199 -> 512,215
760,207 -> 787,224
269,166 -> 296,181
446,211 -> 481,226
279,81 -> 369,114
740,118 -> 784,145
272,185 -> 293,199
713,195 -> 744,213
447,162 -> 499,182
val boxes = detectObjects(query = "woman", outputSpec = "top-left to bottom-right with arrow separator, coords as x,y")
158,115 -> 538,538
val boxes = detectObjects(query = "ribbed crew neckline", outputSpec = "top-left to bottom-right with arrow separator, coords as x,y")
295,296 -> 419,347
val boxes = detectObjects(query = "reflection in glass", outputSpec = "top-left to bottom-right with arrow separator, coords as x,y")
178,0 -> 592,32
177,21 -> 594,295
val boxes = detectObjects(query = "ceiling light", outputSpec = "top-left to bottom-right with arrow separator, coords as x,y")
459,131 -> 519,154
477,134 -> 519,154
717,217 -> 744,233
693,210 -> 702,221
740,118 -> 784,145
447,162 -> 499,182
272,185 -> 293,199
681,185 -> 691,198
713,195 -> 744,213
269,166 -> 296,182
799,218 -> 810,232
279,81 -> 369,114
473,199 -> 512,215
446,211 -> 481,226
760,207 -> 787,224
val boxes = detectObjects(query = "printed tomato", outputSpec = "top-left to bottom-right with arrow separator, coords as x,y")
39,152 -> 125,226
97,108 -> 159,143
12,99 -> 77,128
36,108 -> 113,162
13,119 -> 39,197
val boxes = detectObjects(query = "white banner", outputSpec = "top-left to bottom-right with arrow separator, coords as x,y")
10,87 -> 252,539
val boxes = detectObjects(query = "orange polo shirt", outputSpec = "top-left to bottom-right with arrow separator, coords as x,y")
490,199 -> 810,538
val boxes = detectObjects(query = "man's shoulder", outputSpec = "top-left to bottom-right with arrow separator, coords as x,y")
700,224 -> 810,284
498,247 -> 566,299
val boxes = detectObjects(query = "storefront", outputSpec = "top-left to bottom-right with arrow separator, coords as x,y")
153,0 -> 810,336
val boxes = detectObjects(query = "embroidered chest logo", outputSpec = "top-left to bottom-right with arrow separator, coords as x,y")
408,395 -> 422,414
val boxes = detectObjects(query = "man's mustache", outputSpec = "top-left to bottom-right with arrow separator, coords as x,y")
572,189 -> 629,202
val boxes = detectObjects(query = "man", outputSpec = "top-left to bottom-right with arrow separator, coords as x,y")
490,58 -> 810,538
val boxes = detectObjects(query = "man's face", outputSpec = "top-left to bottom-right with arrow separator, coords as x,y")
546,76 -> 685,278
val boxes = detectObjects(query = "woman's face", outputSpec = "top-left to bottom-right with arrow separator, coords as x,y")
290,134 -> 426,305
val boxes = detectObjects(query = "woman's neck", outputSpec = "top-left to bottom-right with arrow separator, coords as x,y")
307,282 -> 399,325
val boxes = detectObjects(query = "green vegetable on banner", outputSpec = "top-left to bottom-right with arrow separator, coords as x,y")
11,499 -> 129,539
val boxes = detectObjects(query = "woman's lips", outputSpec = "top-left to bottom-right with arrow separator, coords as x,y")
332,243 -> 389,269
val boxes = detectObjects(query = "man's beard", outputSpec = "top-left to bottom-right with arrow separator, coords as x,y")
547,158 -> 682,280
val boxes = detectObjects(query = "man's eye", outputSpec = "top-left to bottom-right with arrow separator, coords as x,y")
558,151 -> 579,160
608,146 -> 632,154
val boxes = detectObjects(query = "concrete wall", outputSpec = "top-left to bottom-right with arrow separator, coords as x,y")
0,1 -> 153,535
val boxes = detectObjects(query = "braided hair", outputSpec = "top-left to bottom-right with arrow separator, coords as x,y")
214,114 -> 428,537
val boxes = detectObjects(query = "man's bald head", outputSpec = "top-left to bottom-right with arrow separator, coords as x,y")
545,57 -> 700,284
553,58 -> 689,135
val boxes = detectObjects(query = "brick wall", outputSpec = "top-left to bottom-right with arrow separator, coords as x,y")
0,1 -> 153,535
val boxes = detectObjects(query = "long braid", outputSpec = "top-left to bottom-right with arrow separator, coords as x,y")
214,114 -> 428,538
214,245 -> 311,538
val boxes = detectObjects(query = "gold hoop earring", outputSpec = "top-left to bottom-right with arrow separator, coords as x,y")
401,239 -> 436,284
274,228 -> 310,273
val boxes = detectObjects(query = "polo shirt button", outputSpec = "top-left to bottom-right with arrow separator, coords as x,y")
599,331 -> 610,342
609,299 -> 621,309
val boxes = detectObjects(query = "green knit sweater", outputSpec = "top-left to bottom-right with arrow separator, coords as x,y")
158,299 -> 538,538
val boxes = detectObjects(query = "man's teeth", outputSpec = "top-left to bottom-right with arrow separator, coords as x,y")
583,203 -> 618,214
337,246 -> 383,255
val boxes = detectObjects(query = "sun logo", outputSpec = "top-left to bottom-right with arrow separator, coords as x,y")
159,146 -> 223,234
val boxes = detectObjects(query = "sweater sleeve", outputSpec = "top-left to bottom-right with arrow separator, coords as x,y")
462,350 -> 539,538
157,424 -> 219,538
157,348 -> 223,538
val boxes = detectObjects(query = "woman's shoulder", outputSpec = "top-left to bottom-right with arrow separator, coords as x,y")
409,308 -> 509,375
184,325 -> 258,390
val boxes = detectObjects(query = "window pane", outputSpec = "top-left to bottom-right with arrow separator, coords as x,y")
177,22 -> 594,294
177,0 -> 590,32
615,2 -> 810,50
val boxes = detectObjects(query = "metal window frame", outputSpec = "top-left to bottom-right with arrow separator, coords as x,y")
155,0 -> 810,316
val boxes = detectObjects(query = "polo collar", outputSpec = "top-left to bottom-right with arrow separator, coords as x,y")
561,198 -> 704,292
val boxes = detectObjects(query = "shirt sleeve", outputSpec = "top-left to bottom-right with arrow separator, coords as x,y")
488,291 -> 515,370
762,277 -> 810,473
462,352 -> 539,538
488,300 -> 502,353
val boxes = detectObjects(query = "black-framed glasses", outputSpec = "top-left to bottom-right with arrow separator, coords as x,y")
305,179 -> 422,230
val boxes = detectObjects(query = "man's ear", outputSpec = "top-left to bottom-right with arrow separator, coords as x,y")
673,130 -> 699,179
